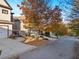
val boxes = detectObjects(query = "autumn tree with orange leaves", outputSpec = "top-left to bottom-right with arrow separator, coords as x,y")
18,0 -> 52,34
18,0 -> 67,37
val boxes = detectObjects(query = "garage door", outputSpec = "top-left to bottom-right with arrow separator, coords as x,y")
0,26 -> 8,39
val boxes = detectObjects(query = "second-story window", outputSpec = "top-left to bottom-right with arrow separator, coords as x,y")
2,9 -> 8,14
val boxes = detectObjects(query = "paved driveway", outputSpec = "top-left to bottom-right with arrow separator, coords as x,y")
0,39 -> 36,59
20,37 -> 76,59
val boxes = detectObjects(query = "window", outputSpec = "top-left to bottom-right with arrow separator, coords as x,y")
2,9 -> 8,14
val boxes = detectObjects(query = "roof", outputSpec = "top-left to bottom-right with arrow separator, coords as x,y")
14,16 -> 26,21
18,16 -> 26,20
0,0 -> 12,10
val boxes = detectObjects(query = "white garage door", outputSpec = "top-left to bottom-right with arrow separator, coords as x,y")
0,26 -> 8,39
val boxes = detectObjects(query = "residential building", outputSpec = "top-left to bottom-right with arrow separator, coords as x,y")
0,0 -> 13,38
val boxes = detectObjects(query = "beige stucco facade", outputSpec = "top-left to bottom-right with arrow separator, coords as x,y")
0,7 -> 11,21
0,0 -> 12,38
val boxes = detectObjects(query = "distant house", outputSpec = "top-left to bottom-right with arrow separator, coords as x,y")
13,16 -> 28,36
0,0 -> 13,38
12,17 -> 21,37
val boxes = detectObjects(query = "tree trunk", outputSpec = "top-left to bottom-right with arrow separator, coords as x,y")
56,35 -> 59,39
28,28 -> 31,36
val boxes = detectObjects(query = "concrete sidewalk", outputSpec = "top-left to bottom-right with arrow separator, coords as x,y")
19,37 -> 76,59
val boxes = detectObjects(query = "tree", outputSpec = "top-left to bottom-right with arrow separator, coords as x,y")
39,6 -> 62,31
69,18 -> 79,36
18,0 -> 64,38
51,22 -> 68,38
56,23 -> 68,36
18,0 -> 53,35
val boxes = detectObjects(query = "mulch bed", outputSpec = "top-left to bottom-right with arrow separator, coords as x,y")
21,36 -> 49,46
22,39 -> 49,46
26,40 -> 49,46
